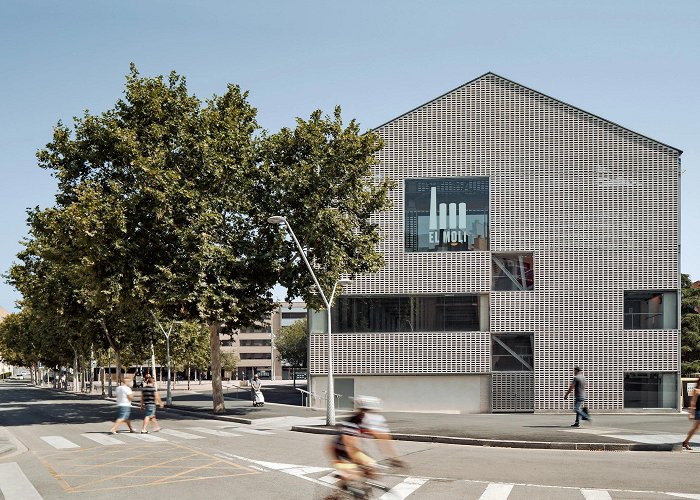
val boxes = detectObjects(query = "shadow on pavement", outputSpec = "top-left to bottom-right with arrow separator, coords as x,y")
0,382 -> 204,427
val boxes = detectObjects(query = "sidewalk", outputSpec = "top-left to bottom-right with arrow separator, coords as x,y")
156,386 -> 697,452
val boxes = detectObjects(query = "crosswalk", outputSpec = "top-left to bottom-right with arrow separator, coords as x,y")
37,425 -> 279,450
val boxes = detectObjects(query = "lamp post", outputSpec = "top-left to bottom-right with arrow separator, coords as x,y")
268,215 -> 351,426
151,313 -> 182,407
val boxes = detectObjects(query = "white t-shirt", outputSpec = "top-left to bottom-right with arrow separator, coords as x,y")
116,385 -> 133,406
361,412 -> 389,434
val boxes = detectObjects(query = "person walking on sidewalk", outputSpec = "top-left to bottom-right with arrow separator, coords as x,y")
564,366 -> 590,427
140,374 -> 164,433
109,375 -> 135,434
682,376 -> 700,450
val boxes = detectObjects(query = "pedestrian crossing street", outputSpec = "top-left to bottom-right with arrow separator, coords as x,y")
37,424 -> 278,450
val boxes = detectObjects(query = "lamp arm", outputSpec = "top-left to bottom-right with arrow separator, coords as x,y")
282,221 -> 329,308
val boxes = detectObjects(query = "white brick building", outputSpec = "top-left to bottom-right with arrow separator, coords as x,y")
308,73 -> 681,413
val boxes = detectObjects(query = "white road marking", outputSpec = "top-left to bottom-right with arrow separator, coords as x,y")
123,432 -> 167,443
250,416 -> 327,429
188,427 -> 241,437
318,473 -> 340,485
479,483 -> 514,499
40,436 -> 79,449
582,489 -> 613,500
222,426 -> 275,435
0,462 -> 42,500
81,433 -> 124,446
216,453 -> 700,500
158,429 -> 205,440
378,477 -> 428,500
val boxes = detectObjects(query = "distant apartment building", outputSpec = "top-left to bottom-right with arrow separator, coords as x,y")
219,302 -> 308,381
271,301 -> 308,380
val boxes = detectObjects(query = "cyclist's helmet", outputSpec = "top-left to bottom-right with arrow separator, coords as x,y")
353,395 -> 382,411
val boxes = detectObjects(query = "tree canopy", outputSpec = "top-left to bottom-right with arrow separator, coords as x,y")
4,65 -> 391,411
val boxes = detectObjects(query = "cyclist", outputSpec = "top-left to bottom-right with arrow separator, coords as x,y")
354,396 -> 405,468
328,410 -> 377,493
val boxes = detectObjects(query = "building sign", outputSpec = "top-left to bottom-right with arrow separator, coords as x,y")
404,177 -> 489,252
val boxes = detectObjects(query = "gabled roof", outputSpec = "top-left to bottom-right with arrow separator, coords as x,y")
374,72 -> 682,154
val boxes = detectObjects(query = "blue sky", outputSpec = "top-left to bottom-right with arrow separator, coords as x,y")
1,0 -> 698,310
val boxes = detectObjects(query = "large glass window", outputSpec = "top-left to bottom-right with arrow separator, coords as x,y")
492,254 -> 534,291
624,372 -> 677,408
405,177 -> 489,252
492,334 -> 534,371
623,291 -> 678,329
332,295 -> 482,333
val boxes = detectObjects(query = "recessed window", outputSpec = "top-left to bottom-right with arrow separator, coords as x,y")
240,353 -> 271,360
624,372 -> 677,408
492,254 -> 534,291
240,339 -> 271,347
492,334 -> 534,372
404,177 -> 489,252
330,295 -> 483,333
623,291 -> 677,329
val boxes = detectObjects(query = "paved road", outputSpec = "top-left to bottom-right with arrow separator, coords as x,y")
1,382 -> 699,499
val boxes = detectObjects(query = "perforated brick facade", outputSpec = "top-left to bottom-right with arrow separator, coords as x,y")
309,73 -> 681,412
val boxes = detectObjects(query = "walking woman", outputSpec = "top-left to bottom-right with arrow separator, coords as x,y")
682,376 -> 700,450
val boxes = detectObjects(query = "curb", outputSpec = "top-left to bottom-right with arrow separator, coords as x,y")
289,426 -> 677,452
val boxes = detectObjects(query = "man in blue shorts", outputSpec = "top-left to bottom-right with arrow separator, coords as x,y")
110,375 -> 135,434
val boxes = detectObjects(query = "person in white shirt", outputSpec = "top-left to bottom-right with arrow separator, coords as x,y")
110,375 -> 135,434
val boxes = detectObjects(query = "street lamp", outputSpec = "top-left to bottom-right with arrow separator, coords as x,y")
268,215 -> 351,426
151,312 -> 183,406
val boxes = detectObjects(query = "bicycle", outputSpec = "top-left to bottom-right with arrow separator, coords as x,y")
320,461 -> 404,500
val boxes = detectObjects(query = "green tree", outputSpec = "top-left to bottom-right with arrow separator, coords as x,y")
167,321 -> 210,389
260,107 -> 393,310
275,318 -> 307,387
681,273 -> 700,375
220,352 -> 239,380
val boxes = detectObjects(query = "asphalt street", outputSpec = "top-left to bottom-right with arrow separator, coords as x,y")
1,382 -> 699,499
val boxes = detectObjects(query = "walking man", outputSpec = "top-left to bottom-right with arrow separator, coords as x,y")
109,375 -> 135,434
140,374 -> 164,433
564,366 -> 590,427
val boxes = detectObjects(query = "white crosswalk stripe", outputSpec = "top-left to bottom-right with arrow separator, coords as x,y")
158,428 -> 205,440
582,489 -> 613,499
479,483 -> 514,499
122,432 -> 168,442
40,436 -> 79,449
81,433 -> 124,445
0,462 -> 42,500
188,427 -> 241,437
379,477 -> 428,499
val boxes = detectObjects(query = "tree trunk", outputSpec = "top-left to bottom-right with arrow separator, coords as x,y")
73,353 -> 79,393
209,322 -> 225,413
100,365 -> 105,396
187,365 -> 191,390
100,319 -> 122,384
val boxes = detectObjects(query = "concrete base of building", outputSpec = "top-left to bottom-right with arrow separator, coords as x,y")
309,374 -> 489,413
